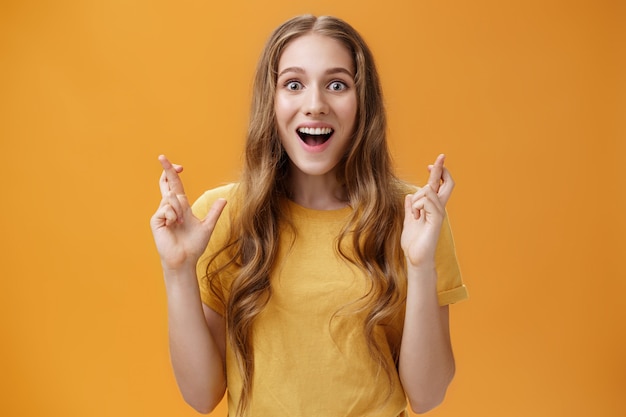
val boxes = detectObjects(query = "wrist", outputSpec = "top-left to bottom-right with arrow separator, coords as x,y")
160,256 -> 198,273
406,258 -> 436,273
162,263 -> 198,285
406,260 -> 437,284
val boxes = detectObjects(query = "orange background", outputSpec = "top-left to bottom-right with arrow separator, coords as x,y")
1,1 -> 624,416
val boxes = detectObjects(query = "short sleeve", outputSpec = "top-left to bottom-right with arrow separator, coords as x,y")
435,213 -> 469,305
191,184 -> 238,316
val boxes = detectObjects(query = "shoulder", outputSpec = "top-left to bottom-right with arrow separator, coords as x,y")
198,182 -> 239,201
193,184 -> 241,255
191,183 -> 240,218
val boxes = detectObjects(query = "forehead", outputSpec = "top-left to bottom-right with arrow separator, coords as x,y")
278,33 -> 354,74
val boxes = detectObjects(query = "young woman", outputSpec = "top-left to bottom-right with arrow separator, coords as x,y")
151,14 -> 468,417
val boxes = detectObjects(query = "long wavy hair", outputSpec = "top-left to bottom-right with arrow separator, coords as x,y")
206,14 -> 412,416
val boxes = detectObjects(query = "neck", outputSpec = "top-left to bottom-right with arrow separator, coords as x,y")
287,168 -> 348,210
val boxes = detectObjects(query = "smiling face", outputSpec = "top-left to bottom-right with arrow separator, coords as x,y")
275,33 -> 357,184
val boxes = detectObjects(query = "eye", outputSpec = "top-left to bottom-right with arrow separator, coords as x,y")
328,81 -> 347,91
285,80 -> 303,91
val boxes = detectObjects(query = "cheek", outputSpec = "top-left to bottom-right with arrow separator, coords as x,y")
273,100 -> 283,123
274,101 -> 290,143
274,95 -> 294,121
339,97 -> 358,128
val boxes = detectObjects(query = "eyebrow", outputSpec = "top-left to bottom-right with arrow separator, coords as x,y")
277,66 -> 354,78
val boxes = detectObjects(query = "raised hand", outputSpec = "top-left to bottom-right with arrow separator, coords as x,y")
150,155 -> 226,271
401,154 -> 455,268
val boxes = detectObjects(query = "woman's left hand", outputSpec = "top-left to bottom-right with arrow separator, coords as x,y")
401,154 -> 455,268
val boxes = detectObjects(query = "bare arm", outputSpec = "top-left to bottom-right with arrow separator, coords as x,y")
163,267 -> 226,413
398,155 -> 456,413
398,265 -> 454,413
150,155 -> 227,413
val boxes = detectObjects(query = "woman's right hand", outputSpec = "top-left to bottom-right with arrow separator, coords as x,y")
150,155 -> 227,272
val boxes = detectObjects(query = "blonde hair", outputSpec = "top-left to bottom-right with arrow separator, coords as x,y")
206,14 -> 412,416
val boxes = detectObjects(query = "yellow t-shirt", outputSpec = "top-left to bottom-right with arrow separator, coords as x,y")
193,183 -> 468,416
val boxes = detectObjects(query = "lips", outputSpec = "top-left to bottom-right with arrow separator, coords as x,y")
296,126 -> 334,146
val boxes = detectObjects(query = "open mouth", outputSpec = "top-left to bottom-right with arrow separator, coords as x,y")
297,127 -> 334,146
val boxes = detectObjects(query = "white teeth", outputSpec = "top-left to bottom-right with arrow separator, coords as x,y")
298,127 -> 333,135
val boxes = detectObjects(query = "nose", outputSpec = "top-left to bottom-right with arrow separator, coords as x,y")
303,86 -> 329,116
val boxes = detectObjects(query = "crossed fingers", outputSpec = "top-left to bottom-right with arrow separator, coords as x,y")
158,155 -> 188,226
407,154 -> 455,220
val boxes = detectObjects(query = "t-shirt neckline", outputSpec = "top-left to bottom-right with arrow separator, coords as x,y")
284,198 -> 352,222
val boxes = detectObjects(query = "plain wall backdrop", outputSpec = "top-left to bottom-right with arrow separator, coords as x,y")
1,0 -> 624,416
